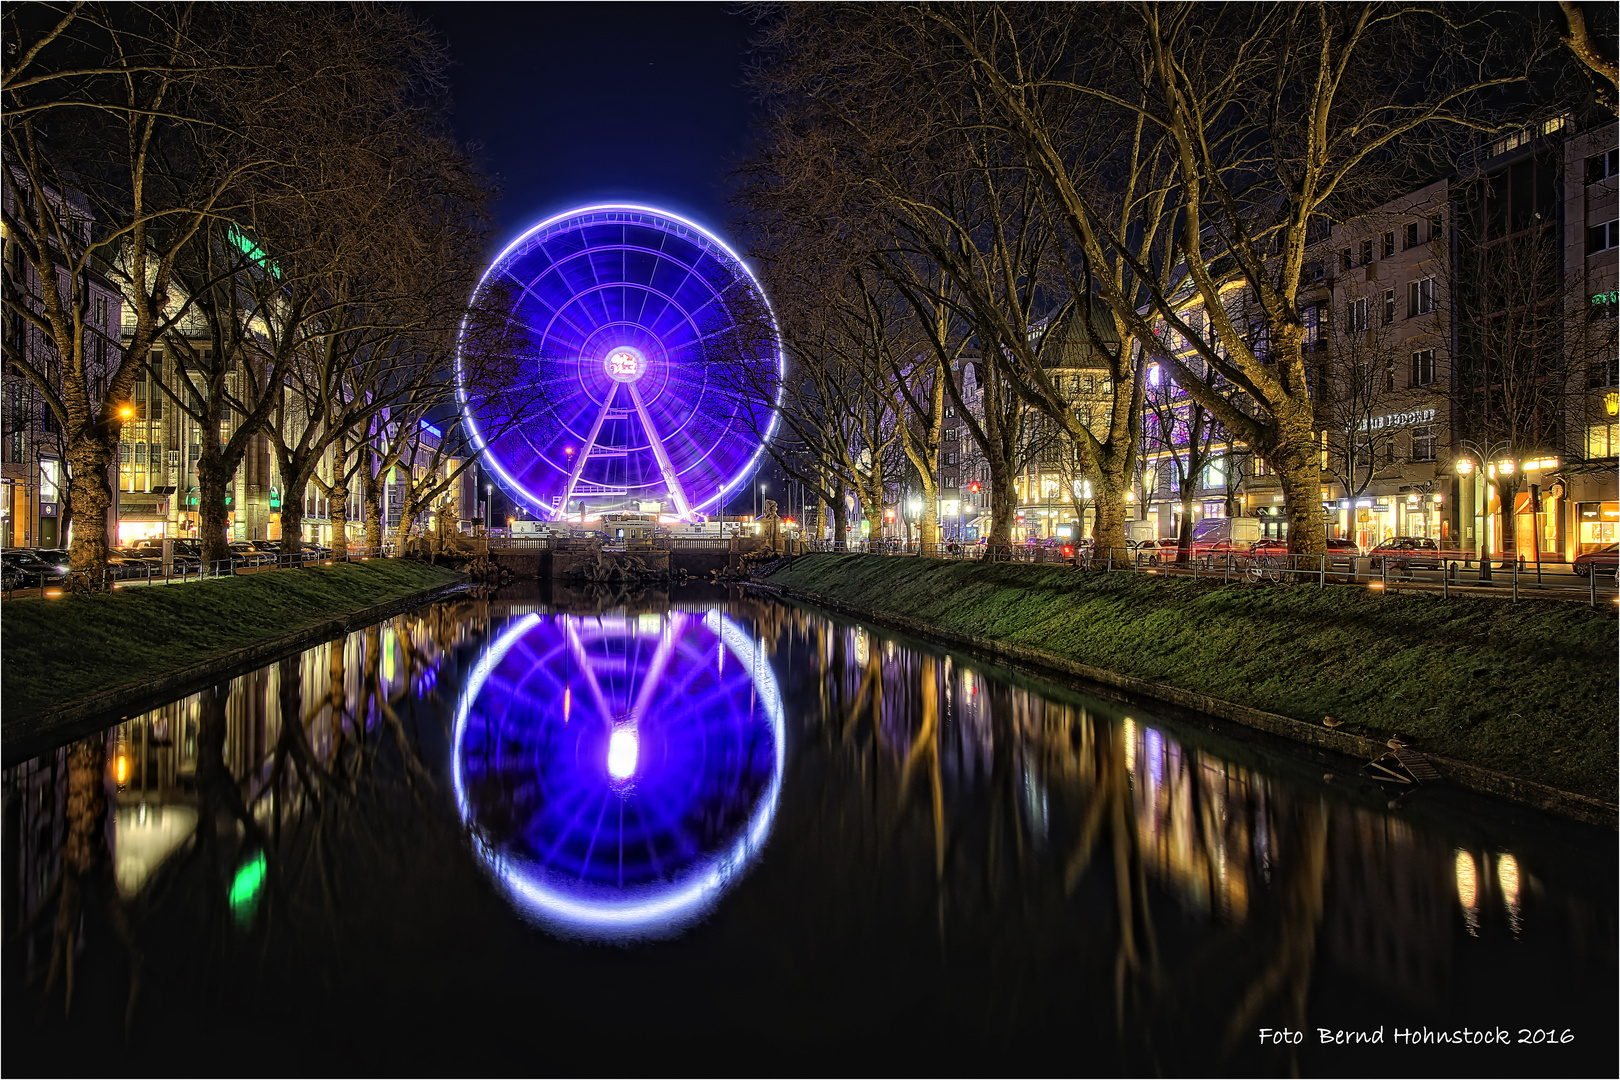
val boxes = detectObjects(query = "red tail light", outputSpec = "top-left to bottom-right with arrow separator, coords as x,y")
1061,545 -> 1073,557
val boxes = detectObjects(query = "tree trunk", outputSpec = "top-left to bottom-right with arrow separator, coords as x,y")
863,502 -> 884,547
1272,406 -> 1328,556
1177,489 -> 1195,564
197,444 -> 233,567
1497,473 -> 1522,563
279,479 -> 308,556
65,430 -> 115,575
917,473 -> 939,555
831,494 -> 849,551
329,484 -> 349,558
1089,459 -> 1132,560
985,477 -> 1017,552
362,451 -> 385,555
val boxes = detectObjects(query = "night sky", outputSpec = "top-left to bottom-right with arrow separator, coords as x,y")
413,2 -> 758,254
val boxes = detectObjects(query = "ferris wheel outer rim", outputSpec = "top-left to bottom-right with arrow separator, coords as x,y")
454,203 -> 785,521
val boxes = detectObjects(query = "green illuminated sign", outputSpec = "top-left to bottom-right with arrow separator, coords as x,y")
229,851 -> 266,922
227,224 -> 281,280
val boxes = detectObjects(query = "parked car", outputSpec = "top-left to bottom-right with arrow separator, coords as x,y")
2,549 -> 71,588
125,538 -> 202,569
1189,516 -> 1263,558
228,540 -> 277,566
1572,542 -> 1619,578
1326,537 -> 1360,571
1368,536 -> 1443,571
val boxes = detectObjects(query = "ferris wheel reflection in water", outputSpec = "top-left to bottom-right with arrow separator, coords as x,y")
452,609 -> 785,940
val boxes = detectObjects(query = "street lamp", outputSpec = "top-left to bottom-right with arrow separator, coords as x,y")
485,483 -> 492,535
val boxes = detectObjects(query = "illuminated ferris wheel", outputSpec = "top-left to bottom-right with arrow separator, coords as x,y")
457,204 -> 783,520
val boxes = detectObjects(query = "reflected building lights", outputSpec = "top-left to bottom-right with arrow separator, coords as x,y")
1498,851 -> 1522,935
1455,849 -> 1481,936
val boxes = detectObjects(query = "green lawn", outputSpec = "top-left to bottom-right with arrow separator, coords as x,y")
2,559 -> 462,719
769,555 -> 1619,800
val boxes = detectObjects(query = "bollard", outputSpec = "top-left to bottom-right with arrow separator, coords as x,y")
1513,560 -> 1519,603
1444,562 -> 1449,598
1319,555 -> 1326,589
1590,567 -> 1598,608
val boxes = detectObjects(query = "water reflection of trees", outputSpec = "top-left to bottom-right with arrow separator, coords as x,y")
790,611 -> 1546,1070
4,597 -> 492,1024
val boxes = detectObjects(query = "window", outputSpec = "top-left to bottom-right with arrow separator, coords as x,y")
1306,260 -> 1323,283
1340,248 -> 1352,271
1588,148 -> 1619,185
1404,222 -> 1420,249
1382,289 -> 1396,325
1201,456 -> 1225,490
1411,426 -> 1436,462
1302,305 -> 1320,349
1382,231 -> 1395,258
1408,277 -> 1435,317
1410,349 -> 1436,386
1360,239 -> 1374,266
1346,297 -> 1368,332
1384,359 -> 1396,393
1588,422 -> 1618,458
1252,456 -> 1268,477
944,405 -> 956,417
1589,220 -> 1619,255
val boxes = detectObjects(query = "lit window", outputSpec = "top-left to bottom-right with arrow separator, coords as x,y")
1588,422 -> 1618,458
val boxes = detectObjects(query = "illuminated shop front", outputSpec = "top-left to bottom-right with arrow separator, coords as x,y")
1577,501 -> 1618,552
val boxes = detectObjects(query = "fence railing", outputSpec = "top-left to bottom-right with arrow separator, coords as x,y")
0,545 -> 394,600
793,541 -> 1620,608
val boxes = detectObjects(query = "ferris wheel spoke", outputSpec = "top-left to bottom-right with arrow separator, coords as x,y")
565,618 -> 617,724
626,380 -> 693,518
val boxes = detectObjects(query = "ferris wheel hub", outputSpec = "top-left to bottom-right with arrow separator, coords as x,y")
603,346 -> 647,383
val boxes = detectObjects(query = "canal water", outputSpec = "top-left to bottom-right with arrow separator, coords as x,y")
4,585 -> 1614,1076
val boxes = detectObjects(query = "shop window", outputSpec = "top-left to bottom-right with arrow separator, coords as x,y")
1410,349 -> 1436,386
1590,220 -> 1620,255
1587,148 -> 1619,185
1587,422 -> 1618,458
1411,426 -> 1437,462
1408,277 -> 1435,317
1404,222 -> 1420,249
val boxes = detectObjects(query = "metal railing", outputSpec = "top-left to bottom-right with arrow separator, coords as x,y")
1,545 -> 395,600
793,540 -> 1620,609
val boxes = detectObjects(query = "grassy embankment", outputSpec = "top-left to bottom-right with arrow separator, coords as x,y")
1,559 -> 462,718
769,554 -> 1618,800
